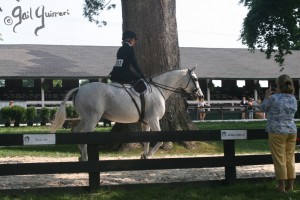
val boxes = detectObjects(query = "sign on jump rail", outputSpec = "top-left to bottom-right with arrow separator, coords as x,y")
221,130 -> 247,140
23,134 -> 56,145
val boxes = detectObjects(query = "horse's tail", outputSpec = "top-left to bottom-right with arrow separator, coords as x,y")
50,87 -> 79,133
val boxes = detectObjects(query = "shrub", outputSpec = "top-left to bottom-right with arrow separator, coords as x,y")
50,107 -> 58,121
40,107 -> 50,126
10,105 -> 26,127
0,106 -> 12,127
0,106 -> 11,120
66,104 -> 78,118
25,106 -> 37,126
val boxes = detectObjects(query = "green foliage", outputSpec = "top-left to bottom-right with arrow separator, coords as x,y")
25,106 -> 37,121
0,106 -> 25,127
0,106 -> 12,121
40,107 -> 50,126
22,79 -> 34,87
0,79 -> 5,87
41,81 -> 49,90
83,0 -> 116,27
79,79 -> 89,86
65,104 -> 78,118
240,0 -> 300,66
53,79 -> 62,87
50,107 -> 58,121
25,106 -> 37,126
10,105 -> 25,125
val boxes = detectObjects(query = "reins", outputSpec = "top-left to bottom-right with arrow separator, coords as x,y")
150,80 -> 183,93
149,74 -> 198,98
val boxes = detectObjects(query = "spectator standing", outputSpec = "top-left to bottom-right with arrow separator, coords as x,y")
240,96 -> 248,119
247,98 -> 254,119
260,74 -> 298,192
198,96 -> 209,121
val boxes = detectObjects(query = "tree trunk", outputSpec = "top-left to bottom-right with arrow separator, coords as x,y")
114,0 -> 196,150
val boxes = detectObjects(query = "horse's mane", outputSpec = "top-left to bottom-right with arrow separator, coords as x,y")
150,68 -> 188,78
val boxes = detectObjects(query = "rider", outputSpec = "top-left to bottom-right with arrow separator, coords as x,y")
109,31 -> 146,85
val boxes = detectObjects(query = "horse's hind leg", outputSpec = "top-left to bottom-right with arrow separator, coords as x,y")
77,116 -> 100,161
141,123 -> 150,159
71,120 -> 87,161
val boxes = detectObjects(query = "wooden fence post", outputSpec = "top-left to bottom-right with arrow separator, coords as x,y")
87,144 -> 100,191
223,140 -> 236,184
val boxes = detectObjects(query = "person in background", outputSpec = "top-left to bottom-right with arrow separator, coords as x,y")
240,96 -> 248,119
197,96 -> 209,121
247,98 -> 254,119
254,97 -> 265,119
8,101 -> 14,107
260,74 -> 297,192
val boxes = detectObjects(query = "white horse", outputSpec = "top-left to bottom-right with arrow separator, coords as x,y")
51,68 -> 203,161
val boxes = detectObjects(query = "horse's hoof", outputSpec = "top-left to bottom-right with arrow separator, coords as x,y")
140,154 -> 147,159
78,157 -> 88,162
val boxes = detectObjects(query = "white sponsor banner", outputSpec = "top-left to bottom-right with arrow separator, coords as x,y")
23,134 -> 56,145
221,130 -> 247,140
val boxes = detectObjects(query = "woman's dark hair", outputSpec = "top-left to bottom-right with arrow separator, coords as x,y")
277,74 -> 295,94
122,31 -> 137,41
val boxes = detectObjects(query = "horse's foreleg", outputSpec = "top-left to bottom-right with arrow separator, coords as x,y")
142,120 -> 162,159
78,144 -> 88,161
146,141 -> 164,158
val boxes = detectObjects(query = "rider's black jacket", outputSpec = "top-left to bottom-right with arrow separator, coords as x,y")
110,42 -> 145,84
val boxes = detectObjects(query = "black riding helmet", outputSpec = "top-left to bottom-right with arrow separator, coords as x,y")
122,31 -> 138,40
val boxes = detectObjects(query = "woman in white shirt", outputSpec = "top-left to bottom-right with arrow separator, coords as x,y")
198,96 -> 209,121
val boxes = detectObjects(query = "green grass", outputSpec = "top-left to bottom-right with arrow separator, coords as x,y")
196,120 -> 268,130
1,181 -> 299,200
0,125 -> 111,134
196,121 -> 271,154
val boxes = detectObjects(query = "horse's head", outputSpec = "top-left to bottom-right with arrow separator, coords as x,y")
181,67 -> 203,99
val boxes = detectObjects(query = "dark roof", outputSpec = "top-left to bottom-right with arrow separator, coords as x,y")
180,48 -> 300,80
0,44 -> 299,79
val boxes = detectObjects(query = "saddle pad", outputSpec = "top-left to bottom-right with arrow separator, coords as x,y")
109,82 -> 148,96
109,82 -> 132,88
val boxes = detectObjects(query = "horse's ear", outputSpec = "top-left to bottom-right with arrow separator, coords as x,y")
189,67 -> 196,73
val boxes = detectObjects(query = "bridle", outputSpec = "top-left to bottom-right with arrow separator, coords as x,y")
183,73 -> 201,94
149,70 -> 201,99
